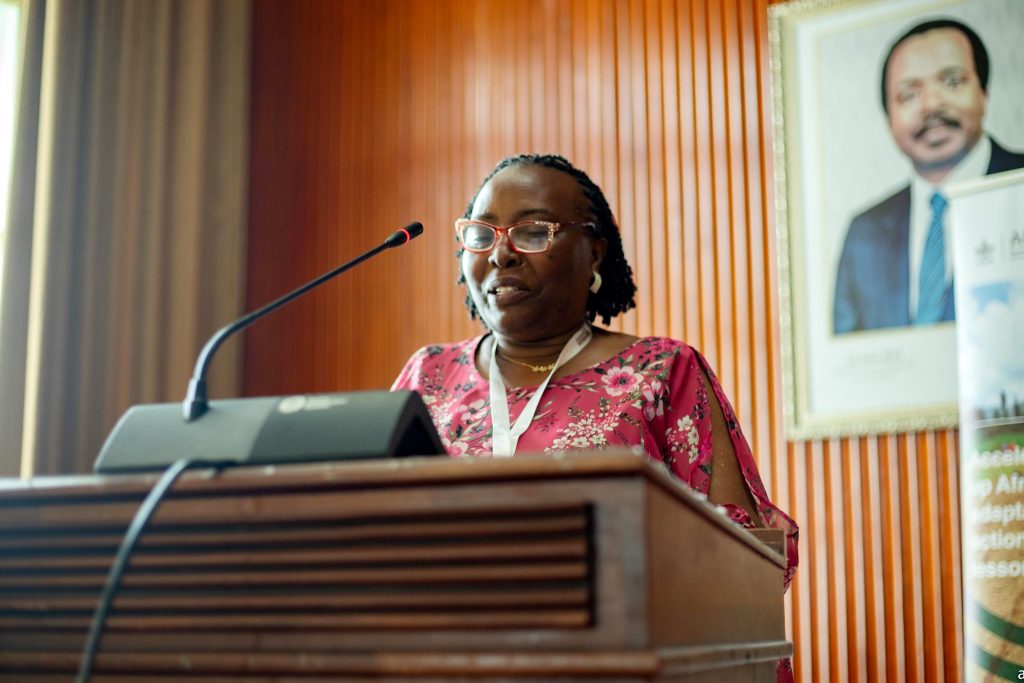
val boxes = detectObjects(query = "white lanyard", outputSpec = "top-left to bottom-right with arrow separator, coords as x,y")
488,324 -> 592,457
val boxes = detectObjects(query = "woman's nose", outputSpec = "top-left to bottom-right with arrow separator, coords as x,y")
487,232 -> 522,268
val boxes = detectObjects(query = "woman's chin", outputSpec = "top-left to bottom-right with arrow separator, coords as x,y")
485,315 -> 586,344
480,312 -> 534,337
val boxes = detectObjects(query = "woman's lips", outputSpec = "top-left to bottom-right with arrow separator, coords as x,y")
488,285 -> 531,307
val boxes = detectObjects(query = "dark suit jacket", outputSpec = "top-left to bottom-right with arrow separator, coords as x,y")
833,138 -> 1024,334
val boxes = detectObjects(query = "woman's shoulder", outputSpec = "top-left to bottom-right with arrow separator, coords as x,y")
601,334 -> 694,363
635,335 -> 692,352
562,332 -> 696,383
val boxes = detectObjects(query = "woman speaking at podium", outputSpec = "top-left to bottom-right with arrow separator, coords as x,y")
392,154 -> 798,626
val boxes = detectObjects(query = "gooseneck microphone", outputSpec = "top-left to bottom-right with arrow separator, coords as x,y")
182,221 -> 423,421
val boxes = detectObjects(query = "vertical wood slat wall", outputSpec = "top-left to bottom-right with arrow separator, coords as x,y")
246,1 -> 962,680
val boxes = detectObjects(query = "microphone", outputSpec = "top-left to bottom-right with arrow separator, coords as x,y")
182,221 -> 423,421
383,221 -> 423,247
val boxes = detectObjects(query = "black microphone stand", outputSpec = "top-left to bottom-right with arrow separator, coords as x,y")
182,222 -> 422,421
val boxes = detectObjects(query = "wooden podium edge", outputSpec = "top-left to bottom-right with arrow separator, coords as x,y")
2,641 -> 793,677
0,450 -> 787,569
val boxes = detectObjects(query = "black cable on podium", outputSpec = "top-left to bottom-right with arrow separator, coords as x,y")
76,458 -> 207,683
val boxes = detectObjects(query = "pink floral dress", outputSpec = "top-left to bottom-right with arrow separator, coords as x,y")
393,335 -> 798,587
394,335 -> 798,681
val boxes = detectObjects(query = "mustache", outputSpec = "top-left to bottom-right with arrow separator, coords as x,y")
914,112 -> 960,139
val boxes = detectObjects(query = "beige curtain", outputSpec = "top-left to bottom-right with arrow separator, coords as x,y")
0,0 -> 250,476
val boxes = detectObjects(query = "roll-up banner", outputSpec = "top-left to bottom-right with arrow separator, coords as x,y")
949,168 -> 1024,682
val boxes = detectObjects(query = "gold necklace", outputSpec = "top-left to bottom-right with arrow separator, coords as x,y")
497,351 -> 558,373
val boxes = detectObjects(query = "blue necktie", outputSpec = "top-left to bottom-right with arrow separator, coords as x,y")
916,191 -> 948,324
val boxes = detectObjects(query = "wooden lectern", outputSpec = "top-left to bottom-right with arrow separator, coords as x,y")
0,450 -> 789,681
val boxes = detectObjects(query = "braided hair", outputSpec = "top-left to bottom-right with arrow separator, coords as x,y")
457,154 -> 637,326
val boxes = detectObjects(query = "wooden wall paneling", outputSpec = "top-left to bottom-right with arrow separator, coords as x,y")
731,0 -> 758,441
860,436 -> 883,681
437,0 -> 457,347
461,1 -> 487,343
823,438 -> 847,682
246,0 -> 288,394
786,440 -> 807,679
749,0 -> 770,446
376,2 -> 402,389
632,0 -> 655,338
919,431 -> 941,682
806,440 -> 823,683
527,0 -> 548,156
866,437 -> 883,683
247,1 -> 969,680
881,434 -> 906,681
936,432 -> 954,680
737,0 -> 758,430
508,2 -> 527,153
710,0 -> 738,405
706,0 -> 730,382
566,0 -> 585,164
741,0 -> 771,470
643,0 -> 668,339
841,438 -> 866,682
757,0 -> 790,591
900,433 -> 924,682
675,0 -> 701,375
613,0 -> 638,337
395,0 -> 412,367
573,0 -> 591,172
471,3 -> 493,162
546,2 -> 563,154
354,1 -> 374,388
406,0 -> 427,374
601,0 -> 622,252
657,0 -> 684,344
637,0 -> 655,338
939,430 -> 963,682
691,0 -> 716,364
319,5 -> 337,390
311,1 -> 331,390
335,0 -> 356,393
496,3 -> 515,159
509,2 -> 528,156
576,1 -> 594,235
453,0 -> 475,345
405,0 -> 426,348
332,1 -> 354,392
942,434 -> 961,682
304,0 -> 325,390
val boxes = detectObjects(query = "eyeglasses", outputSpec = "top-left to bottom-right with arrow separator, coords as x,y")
454,218 -> 596,254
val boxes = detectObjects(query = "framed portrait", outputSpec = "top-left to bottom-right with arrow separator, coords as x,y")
769,0 -> 1024,439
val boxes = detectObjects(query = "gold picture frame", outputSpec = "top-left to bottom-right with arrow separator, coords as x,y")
769,0 -> 1024,439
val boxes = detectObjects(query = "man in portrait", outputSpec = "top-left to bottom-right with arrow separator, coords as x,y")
833,18 -> 1024,334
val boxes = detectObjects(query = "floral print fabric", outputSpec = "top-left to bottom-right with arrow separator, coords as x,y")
392,335 -> 798,590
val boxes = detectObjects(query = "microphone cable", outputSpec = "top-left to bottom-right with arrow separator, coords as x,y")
76,458 -> 207,683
